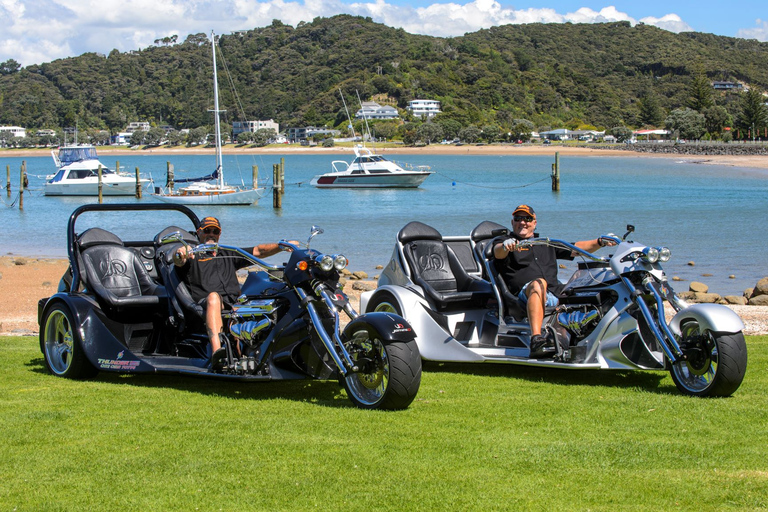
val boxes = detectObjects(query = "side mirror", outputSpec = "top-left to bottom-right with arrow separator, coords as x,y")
491,228 -> 510,237
159,231 -> 184,245
623,224 -> 635,241
307,225 -> 324,248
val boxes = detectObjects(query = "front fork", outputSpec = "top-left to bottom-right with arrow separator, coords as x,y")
296,285 -> 359,377
621,276 -> 685,364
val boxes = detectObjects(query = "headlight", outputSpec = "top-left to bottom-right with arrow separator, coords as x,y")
333,254 -> 348,271
316,254 -> 334,272
642,247 -> 659,263
658,247 -> 671,262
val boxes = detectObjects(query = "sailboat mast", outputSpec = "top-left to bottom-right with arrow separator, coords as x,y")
211,31 -> 224,188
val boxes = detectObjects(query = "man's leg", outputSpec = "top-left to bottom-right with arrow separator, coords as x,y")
205,291 -> 224,352
525,278 -> 548,336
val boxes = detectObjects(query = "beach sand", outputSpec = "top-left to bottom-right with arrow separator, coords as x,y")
2,255 -> 766,337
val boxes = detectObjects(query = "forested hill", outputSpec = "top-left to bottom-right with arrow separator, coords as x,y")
2,15 -> 768,133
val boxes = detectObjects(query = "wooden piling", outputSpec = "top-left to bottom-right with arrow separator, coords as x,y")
272,164 -> 282,208
18,161 -> 25,210
98,165 -> 103,203
252,165 -> 258,190
6,165 -> 10,198
166,162 -> 174,193
135,167 -> 142,198
551,152 -> 560,192
280,157 -> 285,195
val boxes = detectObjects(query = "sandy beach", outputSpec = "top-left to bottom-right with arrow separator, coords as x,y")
2,255 -> 766,337
5,143 -> 768,169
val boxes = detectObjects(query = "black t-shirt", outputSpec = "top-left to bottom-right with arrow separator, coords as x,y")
494,235 -> 573,295
178,248 -> 254,304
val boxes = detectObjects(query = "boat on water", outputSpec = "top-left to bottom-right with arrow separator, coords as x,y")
310,145 -> 433,188
45,145 -> 148,196
153,31 -> 265,206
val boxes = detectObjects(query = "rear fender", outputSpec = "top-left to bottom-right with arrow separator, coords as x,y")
669,303 -> 745,335
343,312 -> 416,343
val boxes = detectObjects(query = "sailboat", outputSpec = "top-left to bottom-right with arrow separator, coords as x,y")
153,31 -> 265,206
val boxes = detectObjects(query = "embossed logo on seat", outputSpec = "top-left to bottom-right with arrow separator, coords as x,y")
419,253 -> 446,272
99,256 -> 128,278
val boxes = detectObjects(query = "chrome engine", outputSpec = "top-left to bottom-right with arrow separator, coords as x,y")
557,307 -> 601,338
224,299 -> 277,347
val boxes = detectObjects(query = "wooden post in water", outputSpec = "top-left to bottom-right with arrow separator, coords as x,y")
98,164 -> 103,203
551,152 -> 560,192
6,165 -> 10,198
135,167 -> 142,198
116,160 -> 120,174
18,161 -> 25,210
166,162 -> 174,193
252,165 -> 258,190
272,164 -> 282,208
280,157 -> 285,195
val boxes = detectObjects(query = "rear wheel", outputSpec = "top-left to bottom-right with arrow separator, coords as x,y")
341,326 -> 421,410
367,291 -> 402,316
669,320 -> 746,397
41,302 -> 98,379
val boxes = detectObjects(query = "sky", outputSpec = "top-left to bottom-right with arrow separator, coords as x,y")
1,0 -> 767,67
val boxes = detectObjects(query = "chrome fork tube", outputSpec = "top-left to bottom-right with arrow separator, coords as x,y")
621,276 -> 682,363
645,281 -> 685,358
296,287 -> 356,375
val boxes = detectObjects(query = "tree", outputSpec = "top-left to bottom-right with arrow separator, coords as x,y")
702,105 -> 731,138
187,127 -> 207,146
638,89 -> 664,127
416,123 -> 443,144
610,126 -> 633,143
687,65 -> 714,112
459,125 -> 481,143
253,128 -> 276,146
129,130 -> 146,146
511,119 -> 535,142
665,108 -> 706,140
481,124 -> 501,143
237,131 -> 253,144
145,126 -> 166,145
436,119 -> 462,140
735,88 -> 768,139
0,59 -> 21,75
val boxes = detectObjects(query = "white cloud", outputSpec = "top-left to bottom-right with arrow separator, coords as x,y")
736,18 -> 768,42
0,0 -> 696,66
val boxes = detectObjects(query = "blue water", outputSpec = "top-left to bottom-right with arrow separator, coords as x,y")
3,151 -> 767,296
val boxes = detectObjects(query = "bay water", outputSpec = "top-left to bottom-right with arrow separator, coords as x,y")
2,151 -> 767,297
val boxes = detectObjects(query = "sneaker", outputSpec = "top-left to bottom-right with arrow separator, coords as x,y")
529,334 -> 556,359
209,347 -> 227,370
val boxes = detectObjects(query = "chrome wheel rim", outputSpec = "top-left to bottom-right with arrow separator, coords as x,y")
344,330 -> 390,406
672,321 -> 718,393
44,309 -> 74,375
373,301 -> 398,314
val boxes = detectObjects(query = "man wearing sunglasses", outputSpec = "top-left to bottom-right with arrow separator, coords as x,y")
493,205 -> 614,358
173,216 -> 285,361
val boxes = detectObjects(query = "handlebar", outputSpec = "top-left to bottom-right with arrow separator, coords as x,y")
516,237 -> 611,263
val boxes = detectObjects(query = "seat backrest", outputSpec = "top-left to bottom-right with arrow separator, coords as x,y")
82,245 -> 158,299
153,225 -> 205,323
470,221 -> 506,278
403,239 -> 458,293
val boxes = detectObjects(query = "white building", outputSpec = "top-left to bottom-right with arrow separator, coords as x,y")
0,126 -> 26,138
125,121 -> 150,133
36,129 -> 57,137
354,102 -> 400,120
232,119 -> 279,136
407,99 -> 441,118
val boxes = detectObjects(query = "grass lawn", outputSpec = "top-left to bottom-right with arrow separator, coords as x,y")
2,335 -> 767,511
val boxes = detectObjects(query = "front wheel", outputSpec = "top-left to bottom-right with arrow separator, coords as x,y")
341,326 -> 421,410
669,321 -> 747,397
41,302 -> 98,379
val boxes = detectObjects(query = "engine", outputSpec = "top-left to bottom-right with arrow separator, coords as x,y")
224,299 -> 277,347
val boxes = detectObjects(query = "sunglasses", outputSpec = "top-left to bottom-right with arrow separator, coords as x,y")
202,227 -> 221,235
513,216 -> 534,223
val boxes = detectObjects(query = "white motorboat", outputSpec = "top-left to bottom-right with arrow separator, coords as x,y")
153,31 -> 265,206
45,145 -> 147,196
310,145 -> 433,188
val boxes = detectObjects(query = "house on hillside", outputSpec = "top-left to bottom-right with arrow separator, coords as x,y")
233,119 -> 279,136
125,121 -> 150,133
0,126 -> 26,138
712,81 -> 743,91
287,126 -> 340,143
407,99 -> 441,119
539,128 -> 570,141
354,102 -> 399,120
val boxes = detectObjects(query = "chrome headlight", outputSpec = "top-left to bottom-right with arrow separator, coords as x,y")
316,254 -> 334,272
658,247 -> 671,262
642,247 -> 659,263
333,254 -> 348,271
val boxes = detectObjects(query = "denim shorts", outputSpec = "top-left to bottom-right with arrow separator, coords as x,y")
518,281 -> 559,307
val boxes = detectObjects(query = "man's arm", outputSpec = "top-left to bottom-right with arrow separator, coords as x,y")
572,237 -> 616,256
252,243 -> 282,258
493,238 -> 518,260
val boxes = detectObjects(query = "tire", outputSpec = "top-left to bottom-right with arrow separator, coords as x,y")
41,302 -> 99,379
669,320 -> 747,397
367,291 -> 402,316
340,326 -> 421,410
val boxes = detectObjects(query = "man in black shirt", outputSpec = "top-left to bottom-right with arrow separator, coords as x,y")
493,205 -> 612,357
173,216 -> 285,358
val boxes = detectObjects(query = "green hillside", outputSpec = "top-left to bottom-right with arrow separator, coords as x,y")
2,15 -> 768,138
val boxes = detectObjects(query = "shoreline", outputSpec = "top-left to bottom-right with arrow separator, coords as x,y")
4,144 -> 768,169
2,255 -> 766,336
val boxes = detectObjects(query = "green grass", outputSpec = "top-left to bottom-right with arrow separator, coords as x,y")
2,335 -> 767,511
